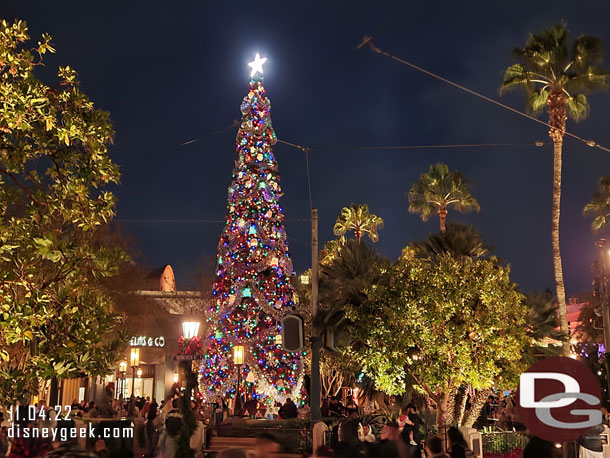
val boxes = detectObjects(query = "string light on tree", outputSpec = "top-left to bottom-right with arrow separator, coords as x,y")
200,53 -> 303,403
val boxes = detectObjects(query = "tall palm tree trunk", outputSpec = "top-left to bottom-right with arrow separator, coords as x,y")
548,91 -> 570,356
438,207 -> 448,232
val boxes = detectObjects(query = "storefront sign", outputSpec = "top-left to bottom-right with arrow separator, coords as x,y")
130,336 -> 165,348
174,354 -> 202,361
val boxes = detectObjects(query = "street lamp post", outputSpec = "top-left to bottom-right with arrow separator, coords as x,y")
233,345 -> 245,416
128,348 -> 139,417
119,361 -> 127,400
594,239 -> 610,398
310,207 -> 321,421
181,315 -> 201,406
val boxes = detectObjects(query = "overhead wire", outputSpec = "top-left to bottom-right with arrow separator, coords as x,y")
358,37 -> 610,154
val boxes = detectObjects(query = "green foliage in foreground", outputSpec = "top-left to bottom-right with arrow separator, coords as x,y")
347,250 -> 528,423
0,19 -> 127,403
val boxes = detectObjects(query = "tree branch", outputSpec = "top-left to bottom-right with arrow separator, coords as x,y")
0,167 -> 36,203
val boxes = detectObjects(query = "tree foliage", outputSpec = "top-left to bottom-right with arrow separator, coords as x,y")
408,163 -> 479,232
523,290 -> 566,362
411,222 -> 491,260
583,176 -> 610,233
347,250 -> 527,425
333,204 -> 384,243
0,20 -> 127,403
500,24 -> 610,356
500,24 -> 610,121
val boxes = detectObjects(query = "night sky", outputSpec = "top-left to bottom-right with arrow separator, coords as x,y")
6,1 -> 610,295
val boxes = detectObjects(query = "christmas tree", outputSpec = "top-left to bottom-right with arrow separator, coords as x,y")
200,54 -> 303,403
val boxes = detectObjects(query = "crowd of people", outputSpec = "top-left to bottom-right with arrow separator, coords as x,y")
1,387 -> 608,457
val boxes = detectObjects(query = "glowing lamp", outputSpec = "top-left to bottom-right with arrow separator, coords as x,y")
299,274 -> 310,285
182,315 -> 201,340
119,361 -> 127,374
137,368 -> 143,378
275,334 -> 283,345
173,372 -> 179,384
233,345 -> 245,365
130,348 -> 140,367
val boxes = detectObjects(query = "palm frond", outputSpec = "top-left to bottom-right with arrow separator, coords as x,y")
412,222 -> 491,259
583,176 -> 610,233
592,215 -> 609,233
565,93 -> 590,121
409,163 -> 479,224
528,88 -> 550,115
501,24 -> 609,116
565,66 -> 610,94
572,35 -> 605,71
333,204 -> 384,243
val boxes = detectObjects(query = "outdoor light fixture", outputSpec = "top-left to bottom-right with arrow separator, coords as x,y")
118,360 -> 128,399
137,368 -> 143,378
173,372 -> 179,384
182,320 -> 200,340
275,334 -> 283,345
233,345 -> 245,365
128,348 -> 140,417
233,345 -> 245,412
130,348 -> 140,367
180,312 -> 201,406
299,274 -> 310,285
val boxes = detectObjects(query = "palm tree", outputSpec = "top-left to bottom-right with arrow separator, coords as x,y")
408,163 -> 480,232
411,222 -> 491,260
316,239 -> 389,350
583,176 -> 610,233
500,24 -> 610,355
524,290 -> 567,362
333,204 -> 384,243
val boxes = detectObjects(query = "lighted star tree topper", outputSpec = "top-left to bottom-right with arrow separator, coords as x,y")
199,54 -> 303,403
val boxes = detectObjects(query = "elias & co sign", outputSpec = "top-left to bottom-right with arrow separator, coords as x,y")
129,336 -> 166,348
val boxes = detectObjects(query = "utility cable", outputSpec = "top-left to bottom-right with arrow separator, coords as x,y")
359,37 -> 610,154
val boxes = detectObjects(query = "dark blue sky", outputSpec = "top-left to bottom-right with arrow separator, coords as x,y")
7,1 -> 610,294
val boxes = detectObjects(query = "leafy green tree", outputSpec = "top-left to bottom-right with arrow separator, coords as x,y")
583,176 -> 610,233
333,204 -> 384,243
347,251 -> 527,428
408,163 -> 480,232
500,24 -> 610,355
0,20 -> 127,404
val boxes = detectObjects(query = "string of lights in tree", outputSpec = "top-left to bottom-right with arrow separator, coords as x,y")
199,54 -> 303,404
